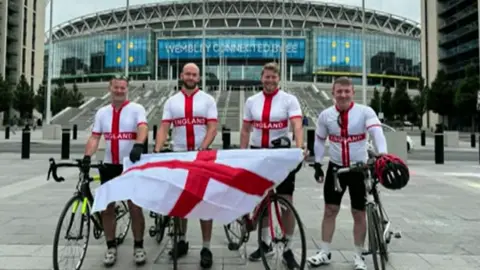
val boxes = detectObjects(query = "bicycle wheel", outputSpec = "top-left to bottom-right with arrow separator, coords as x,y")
52,195 -> 91,270
114,201 -> 131,245
258,195 -> 307,270
224,218 -> 249,251
367,204 -> 386,270
374,190 -> 390,262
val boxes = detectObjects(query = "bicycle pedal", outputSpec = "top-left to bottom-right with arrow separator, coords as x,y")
394,232 -> 402,239
149,212 -> 157,218
227,243 -> 240,251
148,227 -> 157,237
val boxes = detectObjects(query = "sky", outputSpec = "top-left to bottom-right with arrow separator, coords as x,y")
45,0 -> 420,30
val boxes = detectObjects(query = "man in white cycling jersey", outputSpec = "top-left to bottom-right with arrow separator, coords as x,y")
82,75 -> 149,267
241,62 -> 306,270
307,77 -> 387,270
154,63 -> 218,269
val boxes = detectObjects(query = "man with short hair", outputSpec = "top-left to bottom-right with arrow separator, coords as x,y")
154,63 -> 218,269
241,62 -> 306,269
82,75 -> 149,267
307,77 -> 387,270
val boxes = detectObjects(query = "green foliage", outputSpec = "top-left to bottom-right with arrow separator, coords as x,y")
68,83 -> 84,107
0,74 -> 13,113
49,81 -> 85,115
454,65 -> 478,119
369,87 -> 381,114
13,75 -> 35,118
35,84 -> 46,117
381,85 -> 393,121
391,80 -> 413,120
428,70 -> 455,119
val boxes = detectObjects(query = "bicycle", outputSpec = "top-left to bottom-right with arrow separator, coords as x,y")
333,150 -> 402,270
146,146 -> 184,270
224,188 -> 307,270
47,158 -> 131,270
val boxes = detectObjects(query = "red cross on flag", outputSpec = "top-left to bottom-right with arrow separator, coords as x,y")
92,149 -> 304,224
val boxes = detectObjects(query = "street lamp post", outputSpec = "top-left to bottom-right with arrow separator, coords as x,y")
361,0 -> 367,105
125,0 -> 130,77
281,0 -> 286,90
202,0 -> 207,91
45,0 -> 54,124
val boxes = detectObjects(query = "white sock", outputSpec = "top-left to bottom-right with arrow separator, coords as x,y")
203,241 -> 210,249
354,245 -> 364,257
320,241 -> 330,254
261,228 -> 271,245
285,234 -> 293,250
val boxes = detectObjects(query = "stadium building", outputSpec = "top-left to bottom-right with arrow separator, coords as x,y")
47,0 -> 422,132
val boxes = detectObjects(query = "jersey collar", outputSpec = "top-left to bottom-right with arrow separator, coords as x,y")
111,100 -> 130,111
181,87 -> 200,97
335,102 -> 354,113
262,88 -> 279,97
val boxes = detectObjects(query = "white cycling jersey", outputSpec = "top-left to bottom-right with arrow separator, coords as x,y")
162,89 -> 217,151
315,102 -> 383,166
243,89 -> 302,148
92,101 -> 147,164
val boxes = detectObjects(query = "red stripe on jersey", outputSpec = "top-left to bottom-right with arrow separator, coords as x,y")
110,100 -> 130,164
260,89 -> 279,147
182,88 -> 199,151
336,102 -> 354,166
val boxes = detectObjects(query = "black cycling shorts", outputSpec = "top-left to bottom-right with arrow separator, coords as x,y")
324,162 -> 366,211
98,163 -> 124,185
251,146 -> 298,196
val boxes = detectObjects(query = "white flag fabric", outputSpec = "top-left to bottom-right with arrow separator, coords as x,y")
91,149 -> 303,224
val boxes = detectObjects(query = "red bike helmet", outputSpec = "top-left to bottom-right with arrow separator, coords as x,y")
374,154 -> 409,190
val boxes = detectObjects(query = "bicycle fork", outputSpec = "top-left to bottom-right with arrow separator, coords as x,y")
65,198 -> 92,241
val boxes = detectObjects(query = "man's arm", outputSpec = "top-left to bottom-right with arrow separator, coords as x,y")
200,97 -> 218,149
240,99 -> 253,149
154,99 -> 172,152
365,107 -> 387,154
314,112 -> 328,163
85,111 -> 102,156
288,96 -> 304,148
135,105 -> 148,144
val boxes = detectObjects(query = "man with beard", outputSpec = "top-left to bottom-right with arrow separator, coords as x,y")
240,62 -> 306,269
82,75 -> 149,267
154,63 -> 218,269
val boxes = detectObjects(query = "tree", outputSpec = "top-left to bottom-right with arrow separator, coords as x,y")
68,83 -> 84,107
428,69 -> 455,125
52,81 -> 71,115
381,85 -> 393,121
0,75 -> 13,124
391,80 -> 413,120
35,84 -> 46,117
369,87 -> 381,114
13,75 -> 35,118
455,64 -> 479,130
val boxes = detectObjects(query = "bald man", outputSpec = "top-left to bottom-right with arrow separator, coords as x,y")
154,63 -> 218,269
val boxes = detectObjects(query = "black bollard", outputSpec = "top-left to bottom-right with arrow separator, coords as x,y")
72,124 -> 78,140
143,138 -> 149,153
5,126 -> 9,139
307,129 -> 315,156
153,125 -> 158,141
21,127 -> 30,159
61,128 -> 71,160
434,124 -> 444,164
471,134 -> 476,148
222,128 -> 231,149
420,130 -> 426,146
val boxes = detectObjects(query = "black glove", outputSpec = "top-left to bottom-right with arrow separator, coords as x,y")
312,162 -> 324,183
81,155 -> 91,174
129,143 -> 144,163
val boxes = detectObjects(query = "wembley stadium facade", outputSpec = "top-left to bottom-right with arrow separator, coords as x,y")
44,0 -> 421,88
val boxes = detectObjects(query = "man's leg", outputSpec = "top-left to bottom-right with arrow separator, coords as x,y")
98,165 -> 119,267
348,174 -> 368,270
127,201 -> 147,265
307,163 -> 346,267
199,219 -> 213,268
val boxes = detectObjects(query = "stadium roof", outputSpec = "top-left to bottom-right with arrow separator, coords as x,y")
46,0 -> 421,42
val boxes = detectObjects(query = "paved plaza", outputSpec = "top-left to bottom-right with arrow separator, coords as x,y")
1,153 -> 480,270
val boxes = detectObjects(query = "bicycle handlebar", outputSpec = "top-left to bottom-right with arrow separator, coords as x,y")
47,158 -> 104,183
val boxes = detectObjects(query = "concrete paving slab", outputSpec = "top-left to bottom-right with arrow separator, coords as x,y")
1,158 -> 480,269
